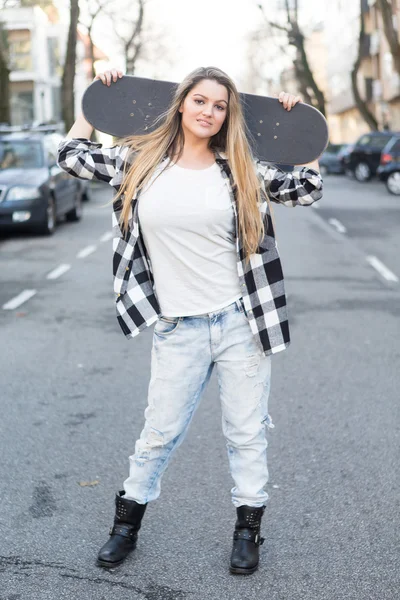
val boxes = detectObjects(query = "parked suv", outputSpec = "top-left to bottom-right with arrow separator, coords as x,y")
343,131 -> 397,182
0,129 -> 85,234
377,135 -> 400,195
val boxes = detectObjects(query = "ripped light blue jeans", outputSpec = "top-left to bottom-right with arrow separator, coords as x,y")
123,298 -> 274,508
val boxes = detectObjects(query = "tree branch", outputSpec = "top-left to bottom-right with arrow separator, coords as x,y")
351,0 -> 378,130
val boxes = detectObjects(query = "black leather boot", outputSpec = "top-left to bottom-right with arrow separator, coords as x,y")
229,505 -> 266,574
97,490 -> 147,568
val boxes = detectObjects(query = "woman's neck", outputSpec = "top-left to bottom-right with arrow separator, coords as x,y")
171,145 -> 216,170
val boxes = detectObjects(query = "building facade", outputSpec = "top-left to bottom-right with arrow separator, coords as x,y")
326,0 -> 400,143
1,5 -> 109,129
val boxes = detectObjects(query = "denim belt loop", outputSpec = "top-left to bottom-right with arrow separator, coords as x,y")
236,297 -> 244,314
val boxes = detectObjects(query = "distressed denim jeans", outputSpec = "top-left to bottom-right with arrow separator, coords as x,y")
123,298 -> 274,508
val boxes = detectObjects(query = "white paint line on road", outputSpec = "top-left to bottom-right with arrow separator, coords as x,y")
100,231 -> 112,242
2,289 -> 37,310
77,245 -> 97,259
311,202 -> 319,209
366,256 -> 399,283
46,264 -> 71,280
328,218 -> 347,234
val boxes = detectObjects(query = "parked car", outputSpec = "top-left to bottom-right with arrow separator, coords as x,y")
377,135 -> 400,195
318,143 -> 350,175
0,130 -> 84,234
343,131 -> 397,182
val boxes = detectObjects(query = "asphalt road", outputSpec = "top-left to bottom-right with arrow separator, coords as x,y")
0,174 -> 399,600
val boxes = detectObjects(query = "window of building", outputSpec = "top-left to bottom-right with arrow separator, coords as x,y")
10,91 -> 34,126
9,31 -> 32,71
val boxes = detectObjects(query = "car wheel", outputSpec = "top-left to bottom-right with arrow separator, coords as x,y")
319,164 -> 328,176
36,195 -> 56,235
354,162 -> 371,182
66,190 -> 83,222
385,171 -> 400,195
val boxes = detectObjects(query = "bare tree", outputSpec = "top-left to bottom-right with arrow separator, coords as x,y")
79,0 -> 108,80
103,0 -> 173,78
0,8 -> 11,123
108,0 -> 144,74
61,0 -> 80,132
377,0 -> 400,76
351,0 -> 378,130
257,0 -> 326,114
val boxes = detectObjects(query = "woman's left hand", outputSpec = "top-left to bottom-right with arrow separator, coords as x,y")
278,91 -> 302,111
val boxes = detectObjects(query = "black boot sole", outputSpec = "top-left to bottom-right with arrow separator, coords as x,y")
229,564 -> 259,575
97,557 -> 126,569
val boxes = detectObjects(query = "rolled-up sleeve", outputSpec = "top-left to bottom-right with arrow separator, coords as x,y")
256,161 -> 323,207
57,137 -> 127,185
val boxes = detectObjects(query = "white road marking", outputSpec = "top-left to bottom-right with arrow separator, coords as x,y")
366,256 -> 399,283
328,218 -> 347,234
311,202 -> 319,209
77,245 -> 97,258
46,264 -> 71,280
100,231 -> 112,242
2,289 -> 37,310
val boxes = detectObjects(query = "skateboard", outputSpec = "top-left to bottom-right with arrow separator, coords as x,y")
82,76 -> 328,165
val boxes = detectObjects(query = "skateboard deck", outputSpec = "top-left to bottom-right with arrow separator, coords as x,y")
82,76 -> 328,165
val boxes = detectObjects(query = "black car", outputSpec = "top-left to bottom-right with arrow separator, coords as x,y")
343,131 -> 398,182
0,131 -> 84,234
377,135 -> 400,195
318,143 -> 349,175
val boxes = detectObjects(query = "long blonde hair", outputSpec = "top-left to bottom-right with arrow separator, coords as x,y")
113,66 -> 266,262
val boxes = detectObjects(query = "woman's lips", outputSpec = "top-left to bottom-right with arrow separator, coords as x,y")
197,119 -> 211,127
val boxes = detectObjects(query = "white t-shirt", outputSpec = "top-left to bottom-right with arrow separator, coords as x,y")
138,158 -> 242,317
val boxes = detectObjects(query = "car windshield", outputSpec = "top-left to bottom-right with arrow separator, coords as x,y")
357,134 -> 392,150
0,140 -> 43,169
325,144 -> 343,154
389,138 -> 400,153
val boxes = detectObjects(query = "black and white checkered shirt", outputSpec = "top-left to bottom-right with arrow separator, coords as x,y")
57,137 -> 323,356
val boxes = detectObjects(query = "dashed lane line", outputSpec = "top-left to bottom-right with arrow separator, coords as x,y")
2,289 -> 37,310
308,205 -> 399,287
2,240 -> 103,311
366,256 -> 399,283
77,245 -> 97,259
99,231 -> 112,242
328,218 -> 347,234
46,264 -> 71,280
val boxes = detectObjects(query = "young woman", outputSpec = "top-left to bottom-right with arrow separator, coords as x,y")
57,66 -> 323,575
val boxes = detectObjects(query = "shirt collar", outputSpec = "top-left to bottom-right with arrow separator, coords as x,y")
161,147 -> 228,162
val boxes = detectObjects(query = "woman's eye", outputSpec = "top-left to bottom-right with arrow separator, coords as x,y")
194,99 -> 225,111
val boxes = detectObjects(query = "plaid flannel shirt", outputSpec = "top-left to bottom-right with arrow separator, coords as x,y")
57,137 -> 323,356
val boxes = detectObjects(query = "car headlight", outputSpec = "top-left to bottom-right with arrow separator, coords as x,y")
6,186 -> 41,201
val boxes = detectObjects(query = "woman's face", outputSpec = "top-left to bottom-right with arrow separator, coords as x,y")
179,79 -> 229,141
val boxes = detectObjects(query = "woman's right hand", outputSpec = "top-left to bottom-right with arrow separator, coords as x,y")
93,68 -> 124,86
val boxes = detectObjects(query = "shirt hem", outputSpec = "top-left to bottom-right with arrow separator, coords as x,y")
159,293 -> 243,317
